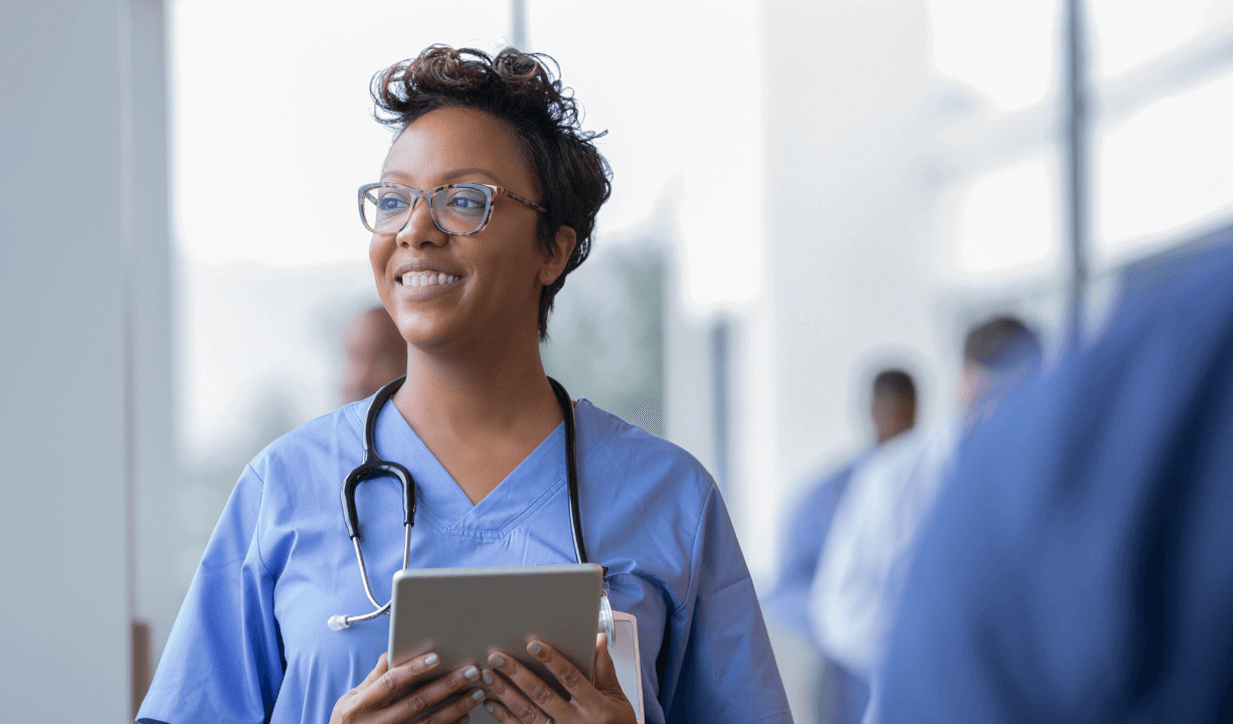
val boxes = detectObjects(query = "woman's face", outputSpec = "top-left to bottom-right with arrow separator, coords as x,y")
370,106 -> 562,353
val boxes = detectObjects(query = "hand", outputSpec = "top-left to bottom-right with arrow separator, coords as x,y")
330,651 -> 487,724
481,634 -> 637,724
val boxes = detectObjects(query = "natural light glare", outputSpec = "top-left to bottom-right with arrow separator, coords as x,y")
172,0 -> 510,267
925,0 -> 1058,115
173,0 -> 764,307
1090,0 -> 1233,80
519,0 -> 765,309
945,151 -> 1061,279
1097,69 -> 1233,257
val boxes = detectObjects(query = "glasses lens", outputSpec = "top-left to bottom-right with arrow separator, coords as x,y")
432,185 -> 490,234
362,186 -> 411,233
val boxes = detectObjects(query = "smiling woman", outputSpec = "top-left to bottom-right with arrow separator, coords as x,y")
137,46 -> 791,724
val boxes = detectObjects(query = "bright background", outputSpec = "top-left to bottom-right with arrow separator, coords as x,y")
4,1 -> 1232,721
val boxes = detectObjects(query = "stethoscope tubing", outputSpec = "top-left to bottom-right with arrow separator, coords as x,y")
329,375 -> 609,636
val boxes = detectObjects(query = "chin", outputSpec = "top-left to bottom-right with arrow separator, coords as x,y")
393,311 -> 468,352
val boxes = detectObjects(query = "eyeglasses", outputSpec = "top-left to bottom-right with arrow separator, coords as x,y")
358,182 -> 547,236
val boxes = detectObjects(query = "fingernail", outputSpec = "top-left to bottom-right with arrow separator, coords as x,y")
481,670 -> 493,685
489,653 -> 505,666
464,665 -> 479,679
528,642 -> 542,655
424,653 -> 439,667
471,688 -> 485,701
484,703 -> 495,714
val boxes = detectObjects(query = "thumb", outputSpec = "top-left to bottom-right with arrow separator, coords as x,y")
361,652 -> 390,687
593,633 -> 622,695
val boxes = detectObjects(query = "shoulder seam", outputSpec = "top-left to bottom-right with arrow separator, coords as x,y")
245,462 -> 276,580
674,481 -> 718,615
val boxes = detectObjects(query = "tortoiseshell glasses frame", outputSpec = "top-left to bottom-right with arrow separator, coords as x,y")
358,182 -> 547,237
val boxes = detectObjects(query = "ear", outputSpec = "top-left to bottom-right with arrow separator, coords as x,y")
538,225 -> 578,287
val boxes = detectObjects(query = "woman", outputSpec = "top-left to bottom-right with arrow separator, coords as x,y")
138,46 -> 790,724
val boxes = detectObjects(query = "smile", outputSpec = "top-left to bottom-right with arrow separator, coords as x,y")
399,272 -> 462,288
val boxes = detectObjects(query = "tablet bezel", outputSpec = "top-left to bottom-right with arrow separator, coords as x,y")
387,563 -> 604,700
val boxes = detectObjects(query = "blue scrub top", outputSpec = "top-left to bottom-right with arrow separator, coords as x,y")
138,399 -> 791,724
876,242 -> 1233,723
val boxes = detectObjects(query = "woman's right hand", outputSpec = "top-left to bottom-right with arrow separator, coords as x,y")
330,651 -> 487,724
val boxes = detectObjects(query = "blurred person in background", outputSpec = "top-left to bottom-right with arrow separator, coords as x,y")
874,241 -> 1233,724
138,45 -> 790,724
340,304 -> 409,404
763,369 -> 917,724
811,316 -> 1042,721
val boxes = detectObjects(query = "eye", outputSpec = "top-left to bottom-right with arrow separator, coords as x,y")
443,187 -> 488,216
378,193 -> 409,212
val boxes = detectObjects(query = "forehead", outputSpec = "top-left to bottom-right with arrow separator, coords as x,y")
381,106 -> 533,189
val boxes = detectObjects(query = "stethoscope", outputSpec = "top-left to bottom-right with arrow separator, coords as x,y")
327,375 -> 615,643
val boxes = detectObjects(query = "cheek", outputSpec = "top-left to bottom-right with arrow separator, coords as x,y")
470,235 -> 543,292
369,236 -> 393,284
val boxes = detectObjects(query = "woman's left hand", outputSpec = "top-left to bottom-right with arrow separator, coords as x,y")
481,634 -> 637,724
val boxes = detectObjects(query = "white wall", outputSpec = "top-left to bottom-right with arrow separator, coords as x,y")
0,1 -> 172,719
753,0 -> 947,574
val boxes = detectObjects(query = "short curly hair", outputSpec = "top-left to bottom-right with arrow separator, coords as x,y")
371,45 -> 612,341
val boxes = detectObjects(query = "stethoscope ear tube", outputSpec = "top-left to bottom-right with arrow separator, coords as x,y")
546,377 -> 617,645
548,377 -> 589,568
330,375 -> 610,639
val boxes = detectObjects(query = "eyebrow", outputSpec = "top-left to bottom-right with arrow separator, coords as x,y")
381,168 -> 503,185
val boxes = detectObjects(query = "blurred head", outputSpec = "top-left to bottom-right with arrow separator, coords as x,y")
959,316 -> 1043,417
871,369 -> 917,444
368,46 -> 611,346
340,306 -> 408,404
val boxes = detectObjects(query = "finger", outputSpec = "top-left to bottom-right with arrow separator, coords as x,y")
376,664 -> 483,724
526,638 -> 596,707
477,666 -> 540,724
413,686 -> 486,724
340,651 -> 389,705
592,634 -> 623,697
354,653 -> 443,711
481,699 -> 526,724
482,655 -> 554,724
360,652 -> 390,689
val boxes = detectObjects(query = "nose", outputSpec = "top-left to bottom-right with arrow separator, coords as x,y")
395,192 -> 447,248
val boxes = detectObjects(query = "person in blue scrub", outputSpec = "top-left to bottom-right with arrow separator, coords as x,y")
874,240 -> 1233,723
138,46 -> 791,724
763,369 -> 916,723
811,317 -> 1041,723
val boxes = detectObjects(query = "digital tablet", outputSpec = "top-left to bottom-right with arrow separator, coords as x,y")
388,564 -> 604,702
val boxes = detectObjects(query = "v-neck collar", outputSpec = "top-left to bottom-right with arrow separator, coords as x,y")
364,398 -> 571,533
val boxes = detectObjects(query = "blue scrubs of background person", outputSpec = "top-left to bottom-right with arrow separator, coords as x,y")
138,45 -> 790,724
873,240 -> 1233,723
763,370 -> 914,724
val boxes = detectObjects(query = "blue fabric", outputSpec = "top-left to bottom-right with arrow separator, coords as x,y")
138,399 -> 791,724
762,459 -> 871,724
877,242 -> 1233,723
762,459 -> 861,637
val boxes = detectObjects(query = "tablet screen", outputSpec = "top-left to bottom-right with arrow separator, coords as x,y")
388,563 -> 603,701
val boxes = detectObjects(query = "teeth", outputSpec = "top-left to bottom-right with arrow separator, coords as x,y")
401,272 -> 460,287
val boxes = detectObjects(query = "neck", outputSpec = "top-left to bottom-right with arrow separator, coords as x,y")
392,325 -> 562,437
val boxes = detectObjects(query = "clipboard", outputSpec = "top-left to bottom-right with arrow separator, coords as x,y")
609,610 -> 645,724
